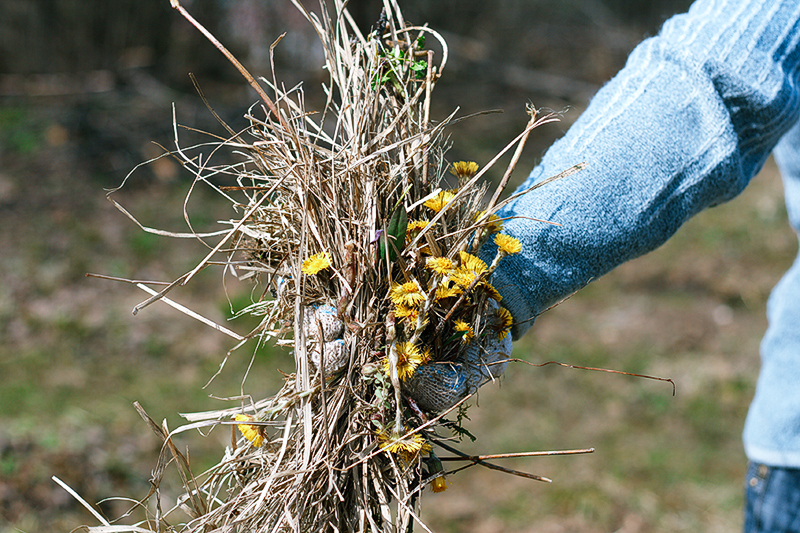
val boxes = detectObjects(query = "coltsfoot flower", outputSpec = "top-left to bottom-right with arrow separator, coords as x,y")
378,429 -> 432,462
458,251 -> 487,274
477,211 -> 504,233
431,475 -> 449,493
407,219 -> 432,235
481,282 -> 503,302
450,161 -> 479,180
390,281 -> 425,307
426,256 -> 455,276
394,303 -> 419,322
384,342 -> 428,381
424,190 -> 456,213
234,414 -> 266,447
301,252 -> 331,275
494,233 -> 522,255
450,266 -> 480,289
495,306 -> 514,340
435,284 -> 462,301
453,319 -> 474,344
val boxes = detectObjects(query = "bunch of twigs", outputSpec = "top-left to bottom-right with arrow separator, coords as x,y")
77,1 -> 594,532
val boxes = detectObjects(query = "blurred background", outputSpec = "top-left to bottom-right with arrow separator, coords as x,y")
2,1 -> 795,532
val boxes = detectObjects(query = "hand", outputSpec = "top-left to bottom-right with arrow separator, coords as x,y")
302,302 -> 513,412
303,304 -> 349,376
404,299 -> 512,412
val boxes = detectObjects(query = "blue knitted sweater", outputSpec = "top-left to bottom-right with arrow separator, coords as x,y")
489,0 -> 800,467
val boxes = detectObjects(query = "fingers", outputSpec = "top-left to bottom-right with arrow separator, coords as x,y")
303,304 -> 343,342
304,304 -> 348,375
405,362 -> 469,413
309,338 -> 349,376
406,327 -> 513,412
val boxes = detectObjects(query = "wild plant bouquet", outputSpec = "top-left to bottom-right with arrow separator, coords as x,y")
76,1 -> 590,531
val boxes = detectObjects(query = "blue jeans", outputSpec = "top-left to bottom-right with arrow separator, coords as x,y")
744,462 -> 800,532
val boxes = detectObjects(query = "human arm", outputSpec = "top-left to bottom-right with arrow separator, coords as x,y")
487,0 -> 800,338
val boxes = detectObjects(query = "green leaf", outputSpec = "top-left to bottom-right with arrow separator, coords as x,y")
444,330 -> 468,346
379,204 -> 408,262
441,419 -> 477,442
410,60 -> 428,80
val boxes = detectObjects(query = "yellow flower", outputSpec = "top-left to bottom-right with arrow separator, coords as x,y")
407,220 -> 434,254
450,266 -> 480,289
424,190 -> 456,213
435,284 -> 462,301
394,303 -> 419,321
384,342 -> 427,381
301,252 -> 331,275
234,414 -> 265,447
427,451 -> 448,492
431,475 -> 449,493
378,429 -> 432,462
395,304 -> 427,329
407,219 -> 432,235
389,281 -> 426,307
477,211 -> 504,234
495,306 -> 514,340
450,161 -> 479,180
453,319 -> 474,344
481,282 -> 503,302
425,256 -> 455,276
494,233 -> 522,255
459,251 -> 487,274
420,346 -> 433,362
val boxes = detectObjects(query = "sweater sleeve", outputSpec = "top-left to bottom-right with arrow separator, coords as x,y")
488,0 -> 800,339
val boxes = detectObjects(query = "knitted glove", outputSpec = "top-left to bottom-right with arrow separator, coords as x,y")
303,304 -> 349,376
404,299 -> 512,412
302,302 -> 512,411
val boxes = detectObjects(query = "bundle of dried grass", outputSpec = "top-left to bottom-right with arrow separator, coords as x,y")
83,1 -> 591,531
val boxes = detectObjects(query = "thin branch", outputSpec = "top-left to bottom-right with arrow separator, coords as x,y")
169,0 -> 291,133
510,359 -> 677,396
430,438 -> 553,483
438,447 -> 595,461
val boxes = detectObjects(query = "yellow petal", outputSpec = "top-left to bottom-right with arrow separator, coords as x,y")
453,319 -> 474,344
383,342 -> 426,381
378,429 -> 432,462
494,233 -> 522,255
301,252 -> 331,275
495,306 -> 514,340
431,475 -> 449,493
424,190 -> 456,213
389,281 -> 425,307
450,161 -> 479,179
425,256 -> 454,276
458,251 -> 487,274
234,414 -> 265,447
